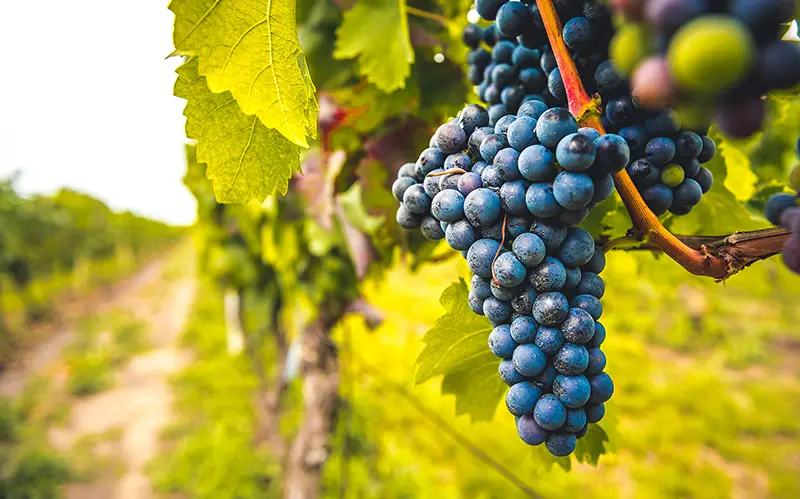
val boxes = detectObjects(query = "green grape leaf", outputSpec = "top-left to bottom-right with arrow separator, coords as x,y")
334,0 -> 414,92
415,280 -> 504,421
170,0 -> 318,147
718,140 -> 758,201
338,184 -> 384,235
175,58 -> 301,203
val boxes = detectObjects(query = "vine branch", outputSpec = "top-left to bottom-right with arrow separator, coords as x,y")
406,6 -> 451,28
535,0 -> 783,280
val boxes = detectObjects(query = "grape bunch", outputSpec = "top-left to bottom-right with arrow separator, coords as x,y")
610,0 -> 800,138
392,103 -> 616,456
765,137 -> 800,274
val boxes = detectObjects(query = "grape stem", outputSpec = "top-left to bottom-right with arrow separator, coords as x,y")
535,0 -> 772,279
491,215 -> 509,286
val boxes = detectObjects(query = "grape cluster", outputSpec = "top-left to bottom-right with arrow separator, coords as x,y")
393,103 -> 616,456
765,137 -> 800,274
610,0 -> 800,138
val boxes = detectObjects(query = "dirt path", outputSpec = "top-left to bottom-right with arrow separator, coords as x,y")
1,245 -> 197,499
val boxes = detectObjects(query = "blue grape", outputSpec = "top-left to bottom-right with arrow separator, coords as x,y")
491,63 -> 515,88
583,250 -> 605,274
491,280 -> 517,301
697,135 -> 716,163
445,220 -> 477,251
458,172 -> 483,196
547,68 -> 567,101
444,152 -> 471,171
592,172 -> 615,203
423,169 -> 444,198
526,183 -> 561,218
561,308 -> 595,344
512,232 -> 546,267
765,193 -> 797,225
505,381 -> 542,416
556,133 -> 596,172
494,115 -> 517,136
588,372 -> 614,404
513,343 -> 548,376
489,325 -> 517,359
518,100 -> 549,120
594,134 -> 631,174
682,158 -> 701,178
557,227 -> 595,267
416,147 -> 446,177
436,122 -> 467,154
506,215 -> 533,239
464,188 -> 502,227
694,167 -> 714,193
546,432 -> 577,457
471,274 -> 493,300
402,184 -> 431,214
585,403 -> 605,423
510,316 -> 538,344
645,109 -> 681,137
532,292 -> 569,326
553,374 -> 591,409
420,216 -> 445,240
495,1 -> 533,37
507,116 -> 538,151
493,148 -> 522,181
529,256 -> 567,292
675,131 -> 703,162
396,204 -> 422,229
481,166 -> 503,189
520,68 -> 547,94
563,408 -> 587,433
531,363 -> 557,391
535,108 -> 578,149
530,220 -> 568,255
519,145 -> 557,182
627,159 -> 661,189
641,183 -> 674,216
501,86 -> 525,112
493,252 -> 527,288
392,177 -> 417,202
517,415 -> 548,446
488,104 -> 510,127
645,137 -> 676,166
674,179 -> 703,207
480,134 -> 508,163
540,50 -> 557,74
586,348 -> 606,374
554,344 -> 589,376
397,162 -> 416,179
606,96 -> 637,127
499,181 -> 529,216
469,127 -> 495,158
484,84 -> 501,105
512,286 -> 537,316
431,190 -> 465,223
459,104 -> 490,136
484,297 -> 513,325
512,45 -> 540,67
467,238 -> 502,278
563,266 -> 582,291
475,0 -> 505,20
578,127 -> 601,141
438,172 -> 461,192
499,359 -> 525,386
468,290 -> 485,315
590,321 -> 606,347
471,161 -> 489,176
570,294 -> 602,320
553,172 -> 594,210
491,40 -> 515,64
576,272 -> 605,299
534,326 -> 564,356
594,60 -> 625,95
534,394 -> 567,431
563,16 -> 594,53
618,125 -> 649,156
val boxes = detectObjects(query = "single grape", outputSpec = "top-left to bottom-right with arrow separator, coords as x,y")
553,172 -> 595,210
499,359 -> 526,386
416,147 -> 447,178
548,67 -> 567,101
557,226 -> 595,268
619,125 -> 649,156
694,167 -> 714,193
586,348 -> 607,374
532,292 -> 570,326
583,250 -> 606,274
765,193 -> 798,225
561,308 -> 596,344
606,96 -> 637,127
476,0 -> 505,21
563,266 -> 582,291
590,322 -> 606,347
506,381 -> 542,416
673,178 -> 703,207
458,172 -> 483,196
594,60 -> 626,96
518,100 -> 550,120
534,394 -> 567,430
494,252 -> 527,288
501,86 -> 525,112
445,220 -> 477,251
496,1 -> 533,37
464,188 -> 502,227
530,220 -> 568,255
512,232 -> 547,267
462,23 -> 483,48
526,182 -> 562,218
513,343 -> 548,376
759,41 -> 800,91
507,215 -> 533,239
491,40 -> 515,64
536,108 -> 579,149
467,238 -> 502,278
403,184 -> 432,214
397,162 -> 416,179
494,148 -> 522,181
570,294 -> 603,320
563,16 -> 595,53
645,137 -> 677,166
484,296 -> 513,325
546,432 -> 577,456
556,133 -> 597,172
500,180 -> 529,216
512,286 -> 537,316
510,316 -> 538,344
534,326 -> 565,356
631,56 -> 677,109
554,344 -> 590,376
431,189 -> 465,223
529,256 -> 568,292
576,271 -> 605,299
520,67 -> 547,94
494,115 -> 517,136
489,325 -> 517,359
519,144 -> 557,182
481,166 -> 503,189
480,134 -> 508,163
594,134 -> 632,174
682,158 -> 701,178
585,403 -> 606,423
471,274 -> 493,300
588,372 -> 614,404
660,164 -> 686,187
468,290 -> 485,315
488,104 -> 510,126
517,414 -> 548,446
396,204 -> 422,229
507,116 -> 539,151
513,45 -> 541,67
715,97 -> 766,139
420,215 -> 446,240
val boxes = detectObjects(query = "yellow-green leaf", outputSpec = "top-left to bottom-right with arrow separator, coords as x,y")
334,0 -> 414,92
170,0 -> 318,147
175,58 -> 301,204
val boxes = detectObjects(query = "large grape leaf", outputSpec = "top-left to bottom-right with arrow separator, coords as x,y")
415,279 -> 505,421
170,0 -> 318,148
334,0 -> 414,92
175,58 -> 301,203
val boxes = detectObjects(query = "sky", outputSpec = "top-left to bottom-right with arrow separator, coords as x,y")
0,1 -> 196,225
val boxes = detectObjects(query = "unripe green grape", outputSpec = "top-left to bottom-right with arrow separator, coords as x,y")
667,16 -> 755,96
610,24 -> 653,77
790,165 -> 800,192
661,164 -> 685,187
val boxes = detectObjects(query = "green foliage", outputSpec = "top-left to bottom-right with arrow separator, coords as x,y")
174,58 -> 302,203
169,0 -> 318,148
334,0 -> 414,92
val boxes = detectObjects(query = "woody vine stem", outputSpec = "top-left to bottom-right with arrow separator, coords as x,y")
534,0 -> 789,279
